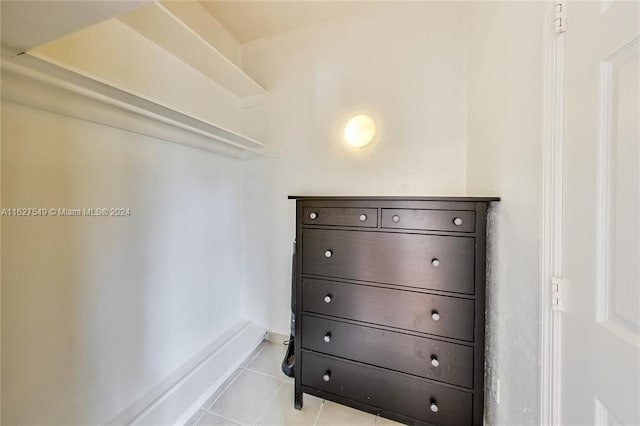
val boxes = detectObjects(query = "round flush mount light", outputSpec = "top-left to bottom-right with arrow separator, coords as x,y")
344,114 -> 376,148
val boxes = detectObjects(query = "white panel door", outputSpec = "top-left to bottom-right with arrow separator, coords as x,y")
563,1 -> 640,425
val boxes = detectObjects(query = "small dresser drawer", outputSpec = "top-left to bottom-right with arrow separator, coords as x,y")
301,315 -> 474,388
381,209 -> 476,233
302,351 -> 473,426
302,207 -> 377,227
302,278 -> 474,341
302,229 -> 476,294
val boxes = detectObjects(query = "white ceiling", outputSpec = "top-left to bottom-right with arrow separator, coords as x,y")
0,1 -> 383,53
199,1 -> 384,43
0,1 -> 150,52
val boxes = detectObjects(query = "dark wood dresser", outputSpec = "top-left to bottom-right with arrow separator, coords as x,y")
289,196 -> 499,426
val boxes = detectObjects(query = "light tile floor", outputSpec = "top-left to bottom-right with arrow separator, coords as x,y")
185,341 -> 405,426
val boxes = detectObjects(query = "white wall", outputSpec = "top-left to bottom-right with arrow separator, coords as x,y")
241,3 -> 545,424
1,99 -> 246,424
240,2 -> 470,334
1,2 -> 547,423
466,2 -> 544,425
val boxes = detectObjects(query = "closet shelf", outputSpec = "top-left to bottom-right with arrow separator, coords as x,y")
2,50 -> 270,159
118,2 -> 266,98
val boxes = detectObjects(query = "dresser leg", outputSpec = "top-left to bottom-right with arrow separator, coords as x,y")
294,390 -> 303,410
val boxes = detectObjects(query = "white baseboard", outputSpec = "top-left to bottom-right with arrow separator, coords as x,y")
265,331 -> 289,345
108,320 -> 266,426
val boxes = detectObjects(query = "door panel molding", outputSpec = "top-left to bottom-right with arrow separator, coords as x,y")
596,36 -> 640,337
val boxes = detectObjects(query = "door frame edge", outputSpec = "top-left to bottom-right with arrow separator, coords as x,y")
540,2 -> 565,425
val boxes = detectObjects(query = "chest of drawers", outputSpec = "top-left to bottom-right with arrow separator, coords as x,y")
289,196 -> 498,426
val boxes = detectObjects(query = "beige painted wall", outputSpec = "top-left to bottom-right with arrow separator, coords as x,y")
466,2 -> 545,425
1,100 -> 246,424
240,2 -> 470,334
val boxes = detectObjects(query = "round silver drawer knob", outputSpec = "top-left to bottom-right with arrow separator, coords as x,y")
324,250 -> 333,258
323,333 -> 331,343
430,402 -> 439,413
430,356 -> 440,367
392,215 -> 400,223
431,311 -> 440,321
431,258 -> 440,267
453,217 -> 463,226
324,295 -> 332,304
309,212 -> 318,220
359,214 -> 367,222
323,372 -> 331,382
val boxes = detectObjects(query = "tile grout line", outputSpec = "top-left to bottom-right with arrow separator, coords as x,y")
201,410 -> 243,426
202,368 -> 243,412
203,374 -> 284,424
242,366 -> 288,381
203,341 -> 269,413
252,377 -> 287,426
198,342 -> 288,425
312,398 -> 327,426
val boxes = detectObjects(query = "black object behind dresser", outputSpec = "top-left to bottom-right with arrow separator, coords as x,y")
289,196 -> 499,426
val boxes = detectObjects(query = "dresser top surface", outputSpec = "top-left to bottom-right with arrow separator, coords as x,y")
288,195 -> 500,202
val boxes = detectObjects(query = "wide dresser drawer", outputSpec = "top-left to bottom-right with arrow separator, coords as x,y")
302,229 -> 476,294
301,315 -> 474,388
301,351 -> 473,426
302,278 -> 475,341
